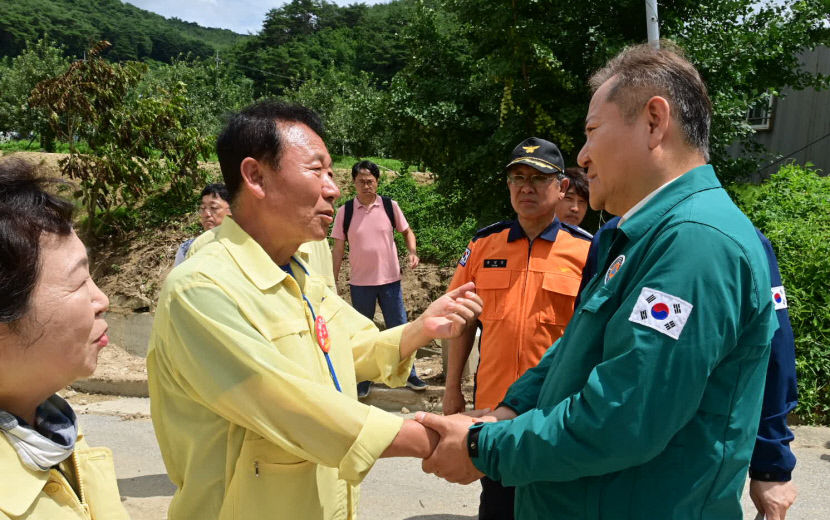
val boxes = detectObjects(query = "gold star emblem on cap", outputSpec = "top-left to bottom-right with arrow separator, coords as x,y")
522,145 -> 540,153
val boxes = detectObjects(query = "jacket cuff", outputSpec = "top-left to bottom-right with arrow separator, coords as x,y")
338,406 -> 404,485
496,400 -> 522,416
373,326 -> 414,387
749,468 -> 792,482
469,421 -> 504,482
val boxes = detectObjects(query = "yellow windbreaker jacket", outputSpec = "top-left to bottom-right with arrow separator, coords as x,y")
149,217 -> 413,520
187,225 -> 336,290
0,431 -> 129,520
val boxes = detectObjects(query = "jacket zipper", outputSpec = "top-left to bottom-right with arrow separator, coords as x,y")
517,238 -> 534,377
71,451 -> 88,506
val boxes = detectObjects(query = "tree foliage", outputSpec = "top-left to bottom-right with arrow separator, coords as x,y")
0,38 -> 69,150
286,67 -> 387,157
29,42 -> 211,238
135,56 -> 254,138
0,0 -> 245,62
384,0 -> 829,224
231,0 -> 410,96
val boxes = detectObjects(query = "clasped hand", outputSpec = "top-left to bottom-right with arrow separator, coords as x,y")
414,410 -> 495,484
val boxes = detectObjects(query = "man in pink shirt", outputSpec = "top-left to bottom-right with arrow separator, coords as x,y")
332,160 -> 426,397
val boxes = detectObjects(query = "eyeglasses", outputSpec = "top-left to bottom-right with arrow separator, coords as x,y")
356,179 -> 376,186
198,205 -> 228,215
507,173 -> 557,188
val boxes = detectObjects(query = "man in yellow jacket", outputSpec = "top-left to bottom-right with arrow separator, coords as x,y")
148,100 -> 482,520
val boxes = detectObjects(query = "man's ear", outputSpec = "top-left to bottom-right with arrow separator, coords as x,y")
240,157 -> 266,200
644,95 -> 671,150
558,177 -> 570,198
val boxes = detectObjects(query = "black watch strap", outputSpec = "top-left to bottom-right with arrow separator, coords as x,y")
748,468 -> 792,482
467,423 -> 484,458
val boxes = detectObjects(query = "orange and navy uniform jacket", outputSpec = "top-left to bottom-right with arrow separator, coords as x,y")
448,219 -> 591,410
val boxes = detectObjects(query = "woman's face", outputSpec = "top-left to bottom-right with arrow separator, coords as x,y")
12,231 -> 110,389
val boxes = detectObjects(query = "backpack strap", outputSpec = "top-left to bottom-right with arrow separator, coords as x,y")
380,195 -> 397,230
343,196 -> 397,241
343,199 -> 355,239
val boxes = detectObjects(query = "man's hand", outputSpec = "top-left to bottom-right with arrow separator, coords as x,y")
442,385 -> 467,415
750,480 -> 797,520
415,412 -> 484,484
399,282 -> 482,360
419,282 -> 482,339
408,252 -> 420,269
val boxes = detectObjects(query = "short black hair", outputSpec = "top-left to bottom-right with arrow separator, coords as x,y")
216,100 -> 325,202
200,183 -> 230,202
0,157 -> 74,326
562,167 -> 589,201
351,160 -> 380,180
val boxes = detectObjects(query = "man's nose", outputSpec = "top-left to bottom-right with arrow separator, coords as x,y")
577,144 -> 589,168
323,173 -> 340,198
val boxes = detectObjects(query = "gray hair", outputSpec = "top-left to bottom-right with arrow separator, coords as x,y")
589,41 -> 712,161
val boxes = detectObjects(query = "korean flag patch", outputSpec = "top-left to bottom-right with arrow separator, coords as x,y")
459,247 -> 471,267
628,287 -> 694,340
771,286 -> 788,310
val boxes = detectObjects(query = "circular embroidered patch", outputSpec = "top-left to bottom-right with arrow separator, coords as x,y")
604,255 -> 625,284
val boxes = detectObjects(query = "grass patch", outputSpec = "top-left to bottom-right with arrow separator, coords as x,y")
330,154 -> 418,173
0,138 -> 92,154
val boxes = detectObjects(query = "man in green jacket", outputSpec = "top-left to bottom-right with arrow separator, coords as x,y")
417,42 -> 778,519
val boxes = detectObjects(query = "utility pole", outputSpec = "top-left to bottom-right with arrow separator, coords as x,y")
646,0 -> 660,49
215,50 -> 220,89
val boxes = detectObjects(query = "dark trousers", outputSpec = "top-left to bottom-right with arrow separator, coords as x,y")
350,281 -> 417,379
479,476 -> 515,520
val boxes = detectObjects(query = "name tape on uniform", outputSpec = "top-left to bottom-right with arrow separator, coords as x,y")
628,287 -> 694,340
483,258 -> 507,268
771,285 -> 788,310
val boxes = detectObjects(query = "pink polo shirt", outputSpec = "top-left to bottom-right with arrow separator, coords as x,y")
331,197 -> 409,286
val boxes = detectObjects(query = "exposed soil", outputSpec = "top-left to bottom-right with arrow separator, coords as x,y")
5,152 -> 463,399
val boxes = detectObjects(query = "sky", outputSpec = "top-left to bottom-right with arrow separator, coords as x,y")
125,0 -> 391,34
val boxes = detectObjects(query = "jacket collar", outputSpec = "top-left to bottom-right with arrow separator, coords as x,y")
0,433 -> 48,516
0,429 -> 88,517
216,217 -> 289,291
618,165 -> 721,241
507,218 -> 562,243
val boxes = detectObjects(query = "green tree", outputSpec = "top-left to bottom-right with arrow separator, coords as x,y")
0,38 -> 69,150
0,0 -> 243,63
29,41 -> 211,237
230,0 -> 411,97
286,67 -> 387,156
386,0 -> 829,224
136,56 -> 254,137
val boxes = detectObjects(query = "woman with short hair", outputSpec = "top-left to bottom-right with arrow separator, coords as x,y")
0,157 -> 129,519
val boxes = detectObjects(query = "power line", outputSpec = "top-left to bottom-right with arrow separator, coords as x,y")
757,129 -> 830,173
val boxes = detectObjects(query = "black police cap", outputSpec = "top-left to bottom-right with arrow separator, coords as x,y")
505,137 -> 564,175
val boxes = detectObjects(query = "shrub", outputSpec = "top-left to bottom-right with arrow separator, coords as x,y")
731,163 -> 830,424
377,173 -> 476,265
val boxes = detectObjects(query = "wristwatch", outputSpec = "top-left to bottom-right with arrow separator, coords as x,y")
467,423 -> 485,458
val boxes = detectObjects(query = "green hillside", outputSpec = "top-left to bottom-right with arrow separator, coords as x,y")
0,0 -> 247,62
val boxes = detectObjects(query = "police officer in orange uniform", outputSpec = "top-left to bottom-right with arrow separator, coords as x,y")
443,137 -> 591,519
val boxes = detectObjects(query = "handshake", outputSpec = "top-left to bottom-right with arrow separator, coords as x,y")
386,406 -> 518,485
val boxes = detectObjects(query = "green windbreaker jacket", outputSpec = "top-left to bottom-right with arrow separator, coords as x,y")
472,165 -> 778,519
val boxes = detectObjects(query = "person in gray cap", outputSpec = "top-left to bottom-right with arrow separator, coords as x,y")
441,137 -> 592,519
